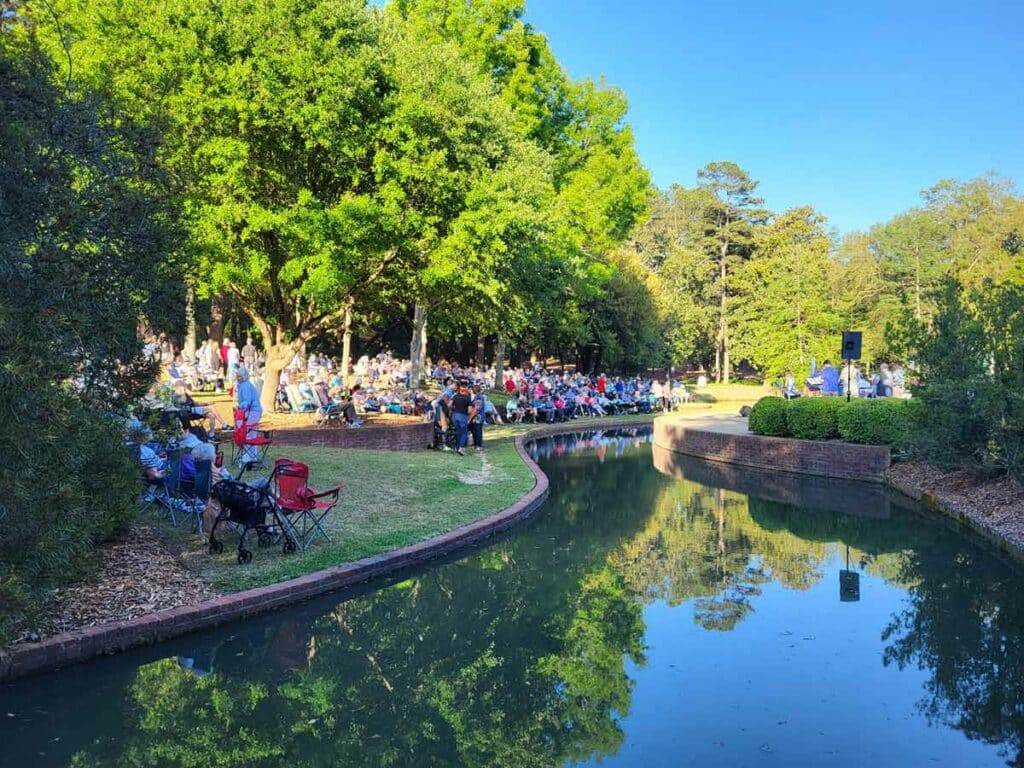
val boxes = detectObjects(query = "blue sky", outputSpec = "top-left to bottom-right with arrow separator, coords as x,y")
524,0 -> 1023,234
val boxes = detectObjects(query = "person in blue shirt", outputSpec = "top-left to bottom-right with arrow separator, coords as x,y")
821,360 -> 841,396
235,365 -> 262,465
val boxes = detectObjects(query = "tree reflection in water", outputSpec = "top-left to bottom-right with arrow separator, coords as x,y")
3,430 -> 1024,767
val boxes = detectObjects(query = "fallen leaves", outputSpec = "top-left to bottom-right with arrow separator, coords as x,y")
9,525 -> 215,646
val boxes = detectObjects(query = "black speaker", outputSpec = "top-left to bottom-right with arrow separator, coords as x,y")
841,331 -> 862,361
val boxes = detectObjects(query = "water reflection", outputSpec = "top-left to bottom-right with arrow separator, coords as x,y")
1,431 -> 1023,767
526,427 -> 654,462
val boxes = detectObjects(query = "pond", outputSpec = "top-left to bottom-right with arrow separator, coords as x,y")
3,428 -> 1024,767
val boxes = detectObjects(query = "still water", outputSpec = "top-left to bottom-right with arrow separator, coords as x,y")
3,429 -> 1024,767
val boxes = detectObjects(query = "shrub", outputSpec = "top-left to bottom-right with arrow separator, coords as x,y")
786,397 -> 843,440
748,397 -> 790,437
837,398 -> 920,447
0,387 -> 139,640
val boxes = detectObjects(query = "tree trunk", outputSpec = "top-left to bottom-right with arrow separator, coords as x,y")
915,252 -> 922,321
494,335 -> 506,389
259,343 -> 294,414
208,294 -> 227,342
341,307 -> 353,387
476,334 -> 486,368
718,254 -> 729,384
410,302 -> 428,386
184,283 -> 197,359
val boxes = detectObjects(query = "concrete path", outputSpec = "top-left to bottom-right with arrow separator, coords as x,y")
659,411 -> 749,435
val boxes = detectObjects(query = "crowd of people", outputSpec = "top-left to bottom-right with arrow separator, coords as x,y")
780,360 -> 910,400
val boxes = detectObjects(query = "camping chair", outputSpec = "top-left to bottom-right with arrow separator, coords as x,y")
231,407 -> 273,475
312,383 -> 342,426
178,458 -> 213,534
286,384 -> 317,413
149,448 -> 185,527
271,459 -> 345,551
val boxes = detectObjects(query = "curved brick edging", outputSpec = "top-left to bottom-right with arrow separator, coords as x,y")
886,473 -> 1024,561
275,419 -> 434,451
0,418 -> 652,683
654,417 -> 890,483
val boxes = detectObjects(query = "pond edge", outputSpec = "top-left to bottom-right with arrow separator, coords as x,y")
0,418 -> 652,683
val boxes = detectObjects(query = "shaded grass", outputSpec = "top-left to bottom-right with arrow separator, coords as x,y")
149,412 -> 666,593
155,439 -> 531,593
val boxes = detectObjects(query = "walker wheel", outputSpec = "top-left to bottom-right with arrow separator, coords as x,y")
209,540 -> 224,555
258,533 -> 273,548
237,549 -> 253,564
283,538 -> 297,554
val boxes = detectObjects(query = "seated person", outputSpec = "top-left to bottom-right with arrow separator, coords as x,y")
506,395 -> 523,424
534,396 -> 554,423
341,398 -> 362,427
362,388 -> 381,412
174,387 -> 228,434
483,397 -> 502,424
314,379 -> 334,407
783,369 -> 801,399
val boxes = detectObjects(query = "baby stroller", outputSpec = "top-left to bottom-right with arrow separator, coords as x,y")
209,479 -> 297,564
432,418 -> 458,451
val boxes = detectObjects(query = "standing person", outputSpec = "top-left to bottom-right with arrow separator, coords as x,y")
470,383 -> 487,450
234,365 -> 262,466
876,363 -> 894,397
242,336 -> 257,370
219,337 -> 230,376
892,363 -> 906,397
227,341 -> 240,384
450,380 -> 473,456
821,360 -> 841,396
651,379 -> 664,411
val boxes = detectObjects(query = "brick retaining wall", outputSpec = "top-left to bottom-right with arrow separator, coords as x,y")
274,419 -> 434,451
653,444 -> 897,518
654,417 -> 890,483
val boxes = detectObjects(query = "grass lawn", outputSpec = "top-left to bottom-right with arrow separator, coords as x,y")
146,411 -> 679,594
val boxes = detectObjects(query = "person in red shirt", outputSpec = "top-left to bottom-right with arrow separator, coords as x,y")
219,338 -> 230,374
597,373 -> 607,394
504,375 -> 516,394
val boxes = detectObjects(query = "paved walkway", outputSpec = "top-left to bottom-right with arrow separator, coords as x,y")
659,411 -> 749,435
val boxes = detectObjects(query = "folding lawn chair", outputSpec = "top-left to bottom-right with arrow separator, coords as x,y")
271,459 -> 345,550
286,385 -> 317,413
231,407 -> 273,475
312,383 -> 342,426
178,458 -> 213,534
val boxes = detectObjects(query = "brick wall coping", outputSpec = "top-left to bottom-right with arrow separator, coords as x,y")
0,418 -> 652,683
274,419 -> 434,451
654,415 -> 891,484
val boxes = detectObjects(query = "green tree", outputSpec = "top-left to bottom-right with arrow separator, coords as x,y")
732,206 -> 842,377
694,162 -> 770,383
1,5 -> 177,636
48,0 -> 403,411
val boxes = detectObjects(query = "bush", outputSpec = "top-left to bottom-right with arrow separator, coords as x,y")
786,397 -> 843,440
0,387 -> 139,640
748,397 -> 791,437
836,398 -> 920,447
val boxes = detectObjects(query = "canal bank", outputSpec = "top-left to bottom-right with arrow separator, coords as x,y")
0,418 -> 654,682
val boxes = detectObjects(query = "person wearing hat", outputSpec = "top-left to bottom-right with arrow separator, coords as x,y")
449,380 -> 474,455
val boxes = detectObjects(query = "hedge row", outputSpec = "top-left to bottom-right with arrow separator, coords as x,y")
747,396 -> 920,446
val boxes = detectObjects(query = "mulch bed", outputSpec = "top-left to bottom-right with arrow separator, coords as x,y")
8,525 -> 215,646
890,461 -> 1024,545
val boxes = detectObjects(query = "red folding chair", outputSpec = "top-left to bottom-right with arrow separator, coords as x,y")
271,459 -> 345,550
231,407 -> 273,474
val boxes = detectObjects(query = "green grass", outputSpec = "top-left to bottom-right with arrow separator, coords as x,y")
149,412 -> 660,593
